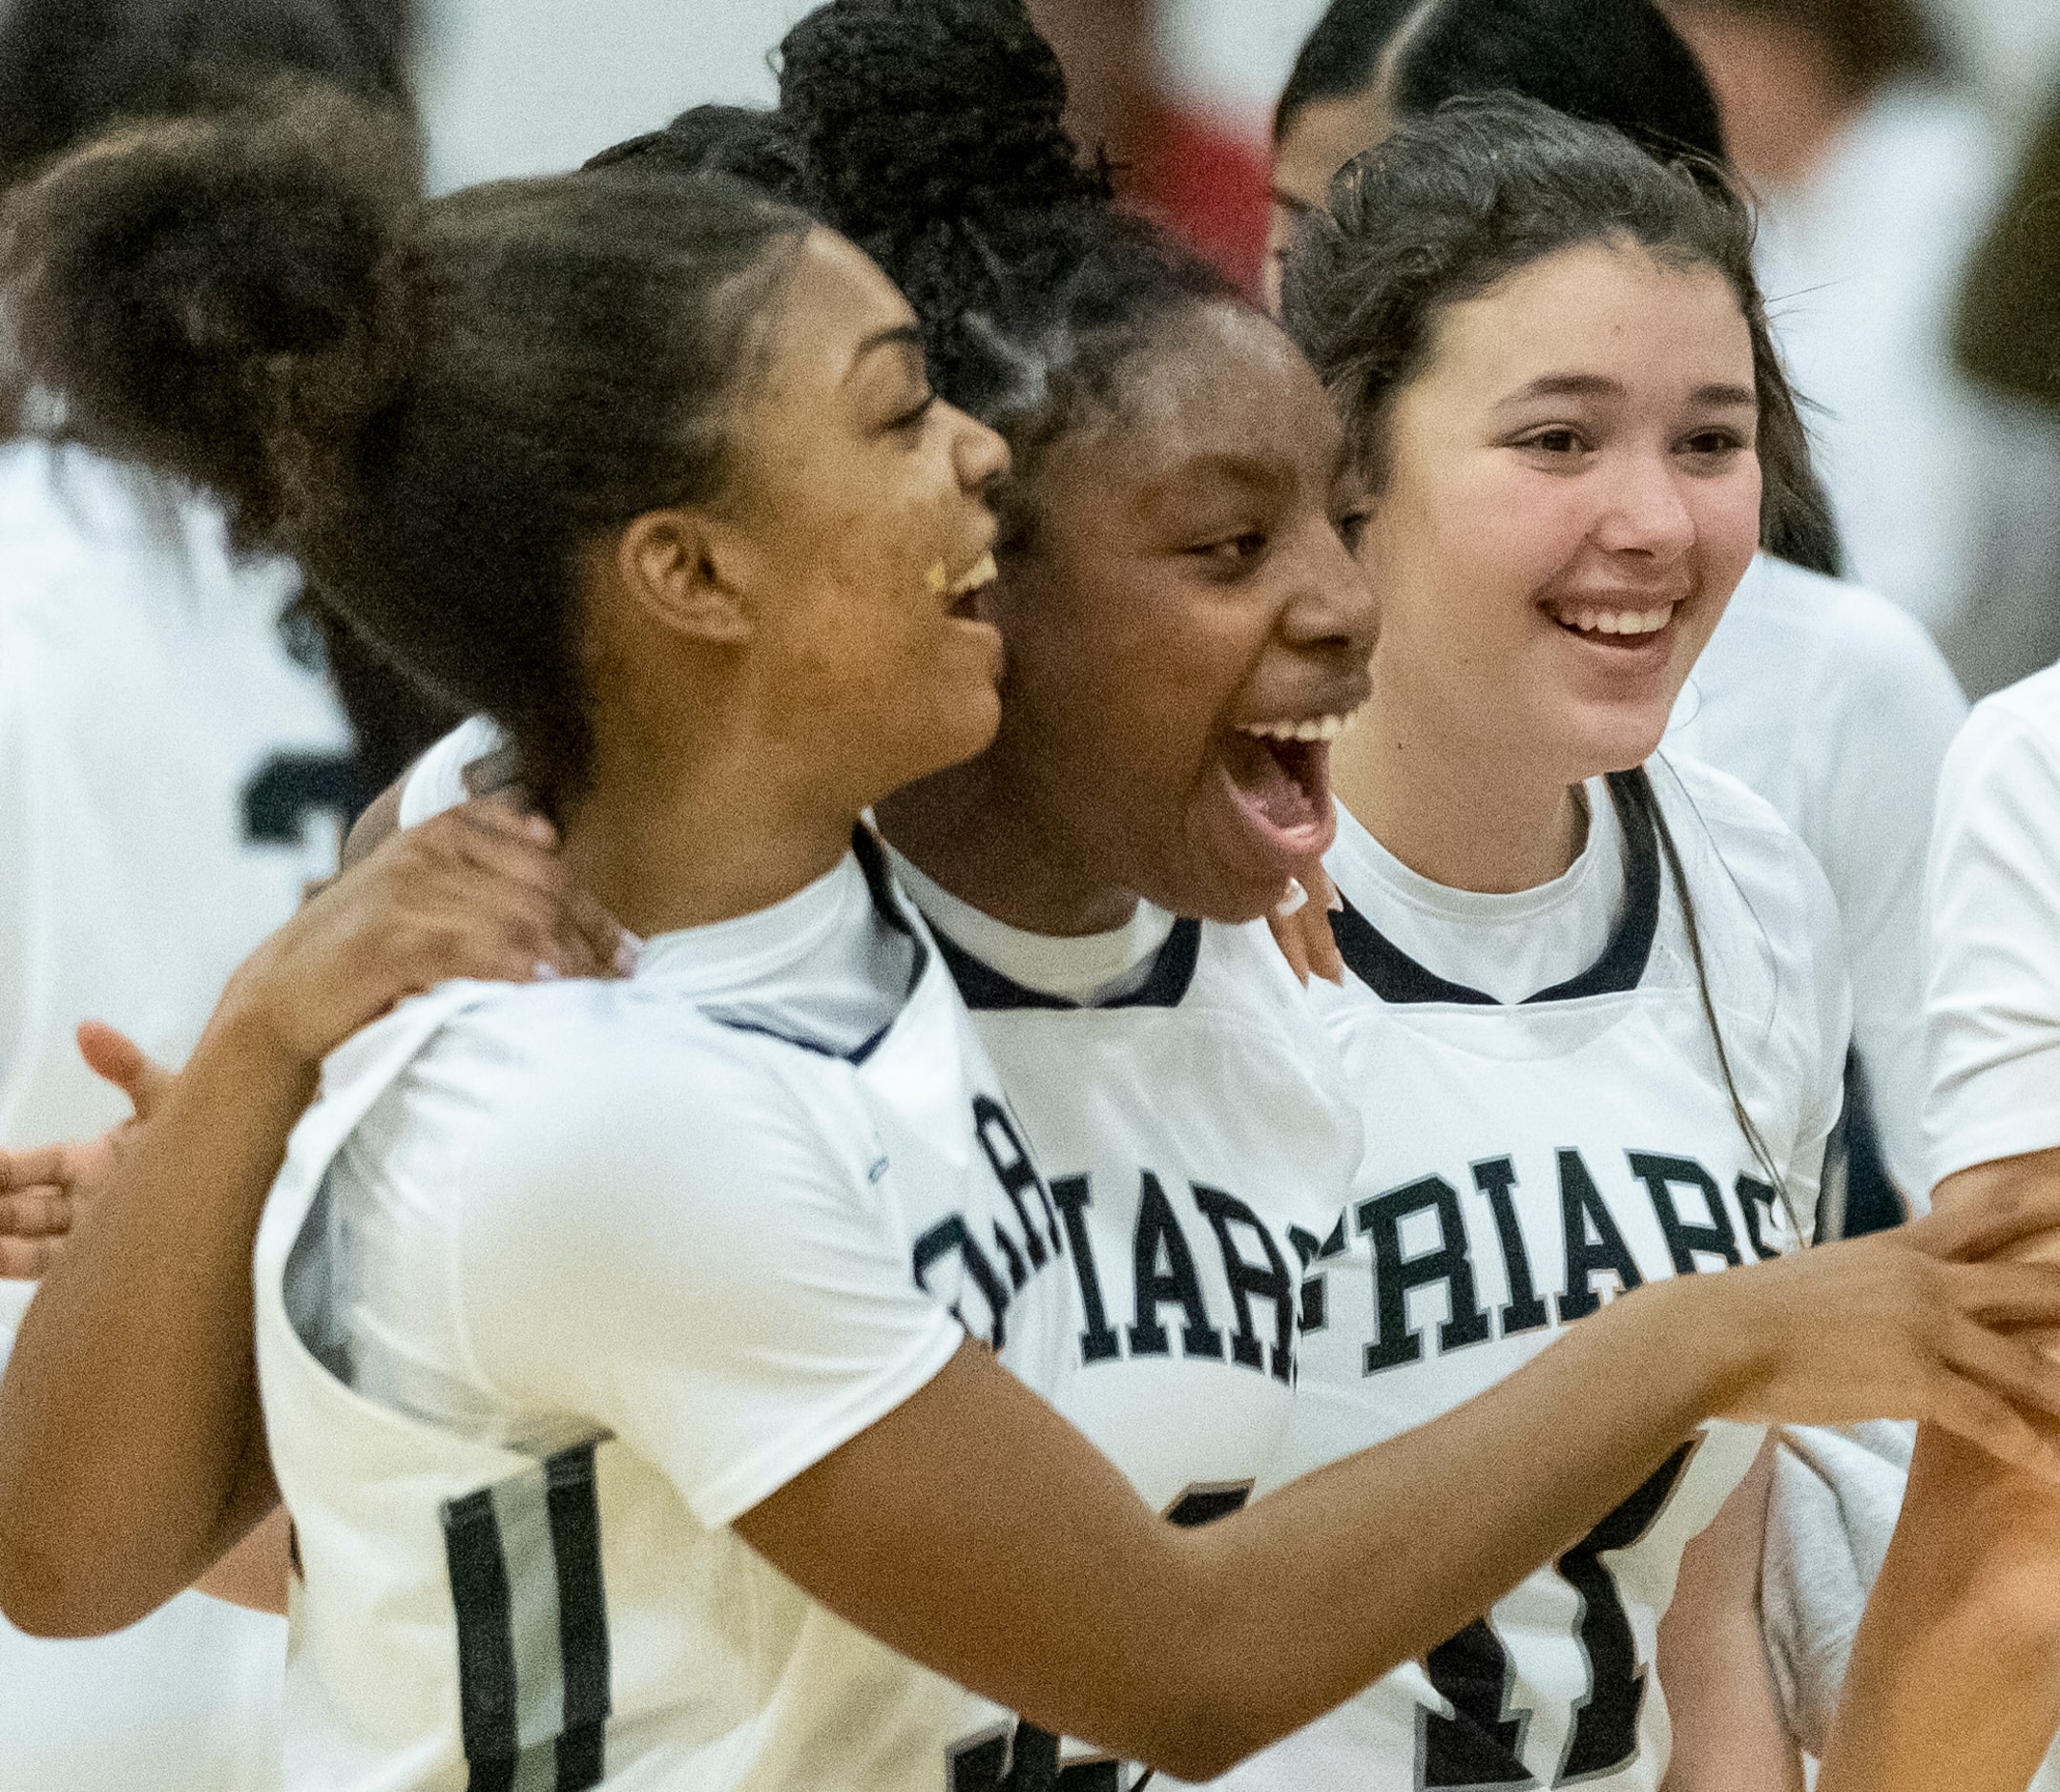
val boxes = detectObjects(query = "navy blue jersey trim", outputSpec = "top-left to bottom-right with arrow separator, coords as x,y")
545,1444 -> 611,1788
699,828 -> 927,1065
1328,771 -> 1661,1008
442,1488 -> 520,1787
936,916 -> 1204,1012
441,1446 -> 612,1792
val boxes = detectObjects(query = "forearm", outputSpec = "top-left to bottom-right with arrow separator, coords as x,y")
1654,1444 -> 1802,1791
0,995 -> 314,1636
759,1277 -> 1745,1781
1819,1423 -> 2060,1792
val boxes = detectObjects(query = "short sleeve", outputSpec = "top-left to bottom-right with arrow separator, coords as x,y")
1925,686 -> 2060,1183
396,715 -> 507,830
448,1026 -> 966,1527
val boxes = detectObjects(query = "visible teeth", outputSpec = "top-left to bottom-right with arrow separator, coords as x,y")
1564,605 -> 1673,636
948,551 -> 998,597
1237,712 -> 1353,744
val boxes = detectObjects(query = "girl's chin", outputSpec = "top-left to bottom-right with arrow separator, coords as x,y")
1559,705 -> 1677,780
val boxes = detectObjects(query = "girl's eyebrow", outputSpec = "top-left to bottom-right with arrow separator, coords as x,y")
1496,373 -> 1758,408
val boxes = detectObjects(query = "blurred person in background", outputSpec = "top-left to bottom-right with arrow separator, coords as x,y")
1665,0 -> 2060,696
0,2 -> 437,1786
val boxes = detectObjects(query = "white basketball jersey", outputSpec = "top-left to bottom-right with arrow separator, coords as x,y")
253,838 -> 1070,1790
904,889 -> 1363,1789
1229,760 -> 1848,1792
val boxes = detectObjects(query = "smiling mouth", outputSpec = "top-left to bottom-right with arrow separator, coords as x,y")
930,551 -> 999,616
1550,601 -> 1679,642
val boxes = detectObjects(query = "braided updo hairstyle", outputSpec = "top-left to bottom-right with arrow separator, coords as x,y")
2,78 -> 810,812
768,0 -> 1247,550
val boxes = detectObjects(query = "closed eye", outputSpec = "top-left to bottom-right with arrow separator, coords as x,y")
888,393 -> 936,436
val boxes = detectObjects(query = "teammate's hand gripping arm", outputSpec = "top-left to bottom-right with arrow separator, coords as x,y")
1817,1147 -> 2060,1792
0,801 -> 627,1637
731,1193 -> 2060,1780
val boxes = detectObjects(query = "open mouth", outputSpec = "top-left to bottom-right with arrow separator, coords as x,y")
1217,710 -> 1355,867
931,551 -> 998,618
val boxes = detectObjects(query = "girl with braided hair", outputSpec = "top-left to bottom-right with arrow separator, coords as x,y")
5,8 -> 2060,1790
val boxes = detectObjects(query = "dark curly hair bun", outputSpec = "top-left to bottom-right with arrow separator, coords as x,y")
0,74 -> 417,550
778,0 -> 1107,249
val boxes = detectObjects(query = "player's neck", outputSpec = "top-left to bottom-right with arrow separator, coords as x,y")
877,760 -> 1141,939
1331,676 -> 1586,896
558,724 -> 860,942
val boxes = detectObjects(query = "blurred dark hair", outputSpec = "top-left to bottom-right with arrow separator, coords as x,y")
1955,89 -> 2060,415
1666,0 -> 1951,95
1286,94 -> 1819,569
1275,0 -> 1423,142
2,78 -> 811,810
1392,0 -> 1728,164
0,0 -> 411,191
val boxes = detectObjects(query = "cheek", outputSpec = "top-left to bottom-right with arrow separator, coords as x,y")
1371,465 -> 1587,634
1691,466 -> 1765,580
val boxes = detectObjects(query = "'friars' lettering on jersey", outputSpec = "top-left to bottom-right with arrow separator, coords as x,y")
1320,1145 -> 1782,1377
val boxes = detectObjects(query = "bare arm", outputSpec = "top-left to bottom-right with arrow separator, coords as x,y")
1819,1149 -> 2060,1792
742,1199 -> 2060,1782
1657,1443 -> 1804,1792
0,803 -> 624,1636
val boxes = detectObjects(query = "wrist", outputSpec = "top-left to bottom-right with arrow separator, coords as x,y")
1598,1271 -> 1777,1427
204,948 -> 326,1082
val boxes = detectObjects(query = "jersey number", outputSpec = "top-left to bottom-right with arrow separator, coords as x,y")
242,751 -> 358,845
1422,1441 -> 1697,1788
946,1485 -> 1252,1792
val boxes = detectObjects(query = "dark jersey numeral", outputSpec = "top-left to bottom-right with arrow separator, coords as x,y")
1422,1441 -> 1698,1789
242,750 -> 360,844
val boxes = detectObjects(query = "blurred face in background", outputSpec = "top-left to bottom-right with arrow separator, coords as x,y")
1267,82 -> 1389,310
1661,3 -> 1858,184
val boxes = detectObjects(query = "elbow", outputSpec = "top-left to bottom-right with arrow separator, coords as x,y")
1115,1629 -> 1306,1780
1130,1687 -> 1284,1782
0,1526 -> 150,1639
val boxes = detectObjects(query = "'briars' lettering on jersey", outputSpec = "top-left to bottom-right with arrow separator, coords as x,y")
1317,1147 -> 1784,1376
1049,1170 -> 1298,1384
910,1095 -> 1065,1352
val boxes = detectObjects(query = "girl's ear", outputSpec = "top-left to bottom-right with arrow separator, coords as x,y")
614,508 -> 756,646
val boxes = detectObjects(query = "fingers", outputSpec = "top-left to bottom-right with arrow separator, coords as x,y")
1304,906 -> 1345,986
0,1235 -> 63,1280
1949,1260 -> 2060,1330
1268,904 -> 1314,986
1936,1309 -> 2060,1426
448,803 -> 630,974
0,1187 -> 71,1239
0,1146 -> 70,1192
1925,1374 -> 2060,1479
75,1022 -> 176,1120
1914,1181 -> 2060,1263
